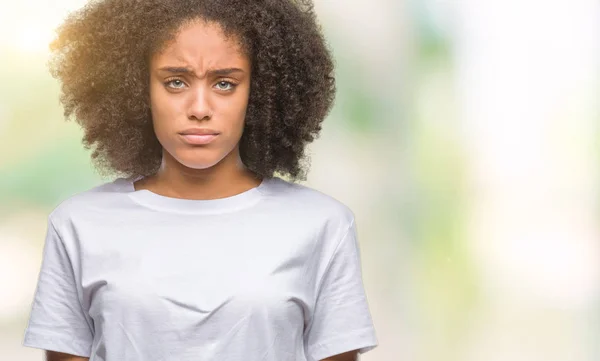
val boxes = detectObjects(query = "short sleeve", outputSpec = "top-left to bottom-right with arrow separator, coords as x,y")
23,216 -> 94,357
304,219 -> 378,361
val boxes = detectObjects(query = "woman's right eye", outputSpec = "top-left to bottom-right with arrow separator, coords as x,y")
165,79 -> 186,89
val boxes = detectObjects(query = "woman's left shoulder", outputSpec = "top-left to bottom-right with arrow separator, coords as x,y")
268,177 -> 355,225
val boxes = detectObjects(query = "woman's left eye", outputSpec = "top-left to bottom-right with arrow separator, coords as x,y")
215,81 -> 235,91
166,79 -> 186,89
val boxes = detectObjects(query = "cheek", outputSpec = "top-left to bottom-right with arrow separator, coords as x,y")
149,84 -> 165,121
149,85 -> 179,133
225,87 -> 251,130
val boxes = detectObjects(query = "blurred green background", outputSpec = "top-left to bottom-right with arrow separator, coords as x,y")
1,0 -> 599,360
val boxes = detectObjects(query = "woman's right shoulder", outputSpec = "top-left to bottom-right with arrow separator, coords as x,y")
48,177 -> 135,224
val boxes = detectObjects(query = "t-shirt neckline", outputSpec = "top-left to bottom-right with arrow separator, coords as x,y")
124,176 -> 272,214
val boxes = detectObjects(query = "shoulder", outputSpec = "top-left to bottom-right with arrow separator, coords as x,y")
48,177 -> 134,226
264,176 -> 356,230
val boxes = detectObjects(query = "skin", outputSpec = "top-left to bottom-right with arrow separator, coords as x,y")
46,350 -> 357,361
45,351 -> 87,361
46,20 -> 359,361
322,350 -> 359,361
133,19 -> 261,199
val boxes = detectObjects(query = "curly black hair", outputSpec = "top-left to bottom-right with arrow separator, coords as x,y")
49,0 -> 336,181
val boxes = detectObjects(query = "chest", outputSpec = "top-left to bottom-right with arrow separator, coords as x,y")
77,215 -> 318,328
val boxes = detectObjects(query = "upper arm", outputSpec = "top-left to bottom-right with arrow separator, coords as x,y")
46,351 -> 89,361
23,216 -> 94,357
320,350 -> 359,361
303,219 -> 378,361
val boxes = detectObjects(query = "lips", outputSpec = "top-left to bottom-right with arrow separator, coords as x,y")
179,128 -> 220,136
178,129 -> 220,145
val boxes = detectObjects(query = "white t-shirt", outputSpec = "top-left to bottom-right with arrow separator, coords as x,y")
23,176 -> 378,361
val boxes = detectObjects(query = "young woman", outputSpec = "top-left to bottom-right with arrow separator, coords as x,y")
23,1 -> 378,360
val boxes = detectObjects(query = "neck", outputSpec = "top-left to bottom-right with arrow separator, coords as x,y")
134,147 -> 263,200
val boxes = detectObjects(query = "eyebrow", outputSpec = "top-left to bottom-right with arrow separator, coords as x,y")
157,67 -> 245,77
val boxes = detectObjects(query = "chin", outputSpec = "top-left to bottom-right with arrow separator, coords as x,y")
177,157 -> 222,170
172,150 -> 227,170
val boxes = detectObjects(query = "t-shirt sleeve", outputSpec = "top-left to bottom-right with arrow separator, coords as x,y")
303,219 -> 378,361
23,216 -> 94,357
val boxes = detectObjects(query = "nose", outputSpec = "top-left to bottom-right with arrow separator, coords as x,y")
187,86 -> 213,121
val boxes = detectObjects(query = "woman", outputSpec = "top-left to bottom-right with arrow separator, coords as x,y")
23,0 -> 378,360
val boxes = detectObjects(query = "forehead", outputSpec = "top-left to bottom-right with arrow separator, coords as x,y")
152,20 -> 248,69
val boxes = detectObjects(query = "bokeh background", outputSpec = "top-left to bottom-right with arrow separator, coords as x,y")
1,0 -> 599,360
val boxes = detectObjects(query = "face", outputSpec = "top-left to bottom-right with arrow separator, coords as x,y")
149,20 -> 251,171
